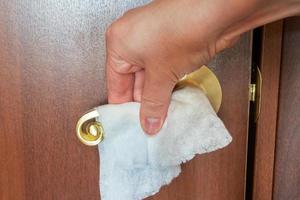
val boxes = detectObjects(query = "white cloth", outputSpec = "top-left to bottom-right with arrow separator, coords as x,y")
96,87 -> 232,200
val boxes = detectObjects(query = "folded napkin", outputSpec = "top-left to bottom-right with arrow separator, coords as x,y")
96,87 -> 232,200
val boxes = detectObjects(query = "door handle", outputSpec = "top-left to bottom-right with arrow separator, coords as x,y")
76,65 -> 222,146
76,109 -> 104,146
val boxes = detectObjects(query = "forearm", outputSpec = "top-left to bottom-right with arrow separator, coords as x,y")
147,0 -> 300,55
218,0 -> 300,43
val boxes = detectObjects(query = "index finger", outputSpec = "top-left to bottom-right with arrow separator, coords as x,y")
106,52 -> 135,104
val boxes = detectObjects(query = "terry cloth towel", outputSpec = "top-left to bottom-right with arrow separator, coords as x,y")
96,86 -> 232,200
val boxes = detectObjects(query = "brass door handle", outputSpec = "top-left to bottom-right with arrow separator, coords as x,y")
76,109 -> 104,146
76,65 -> 222,146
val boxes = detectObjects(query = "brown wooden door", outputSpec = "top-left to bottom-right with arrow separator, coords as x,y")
0,1 -> 251,200
272,17 -> 300,200
250,18 -> 300,200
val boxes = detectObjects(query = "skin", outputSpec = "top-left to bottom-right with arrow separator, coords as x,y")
106,0 -> 300,135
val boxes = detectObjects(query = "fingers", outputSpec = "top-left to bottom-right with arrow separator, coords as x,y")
106,52 -> 135,103
140,68 -> 177,135
133,69 -> 145,102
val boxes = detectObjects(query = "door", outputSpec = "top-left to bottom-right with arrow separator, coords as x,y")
0,1 -> 252,199
251,18 -> 300,200
272,17 -> 300,200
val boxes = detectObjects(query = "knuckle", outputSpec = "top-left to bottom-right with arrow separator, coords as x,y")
105,23 -> 117,40
142,96 -> 165,107
141,96 -> 166,112
216,35 -> 239,52
105,21 -> 125,41
219,38 -> 231,49
149,67 -> 179,85
106,8 -> 137,42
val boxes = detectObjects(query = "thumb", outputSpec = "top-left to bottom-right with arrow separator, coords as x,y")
140,69 -> 177,135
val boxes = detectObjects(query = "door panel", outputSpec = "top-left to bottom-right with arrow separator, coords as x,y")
0,1 -> 251,199
273,17 -> 300,200
251,21 -> 283,200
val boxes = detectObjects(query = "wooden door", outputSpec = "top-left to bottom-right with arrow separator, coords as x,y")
0,1 -> 252,199
250,18 -> 300,200
272,17 -> 300,200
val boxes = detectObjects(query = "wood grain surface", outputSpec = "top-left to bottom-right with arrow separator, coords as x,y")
252,21 -> 283,200
273,17 -> 300,200
0,1 -> 251,199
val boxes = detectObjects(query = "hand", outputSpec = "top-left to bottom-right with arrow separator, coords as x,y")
105,0 -> 300,135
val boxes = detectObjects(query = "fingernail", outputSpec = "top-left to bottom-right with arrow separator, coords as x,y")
144,117 -> 162,135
